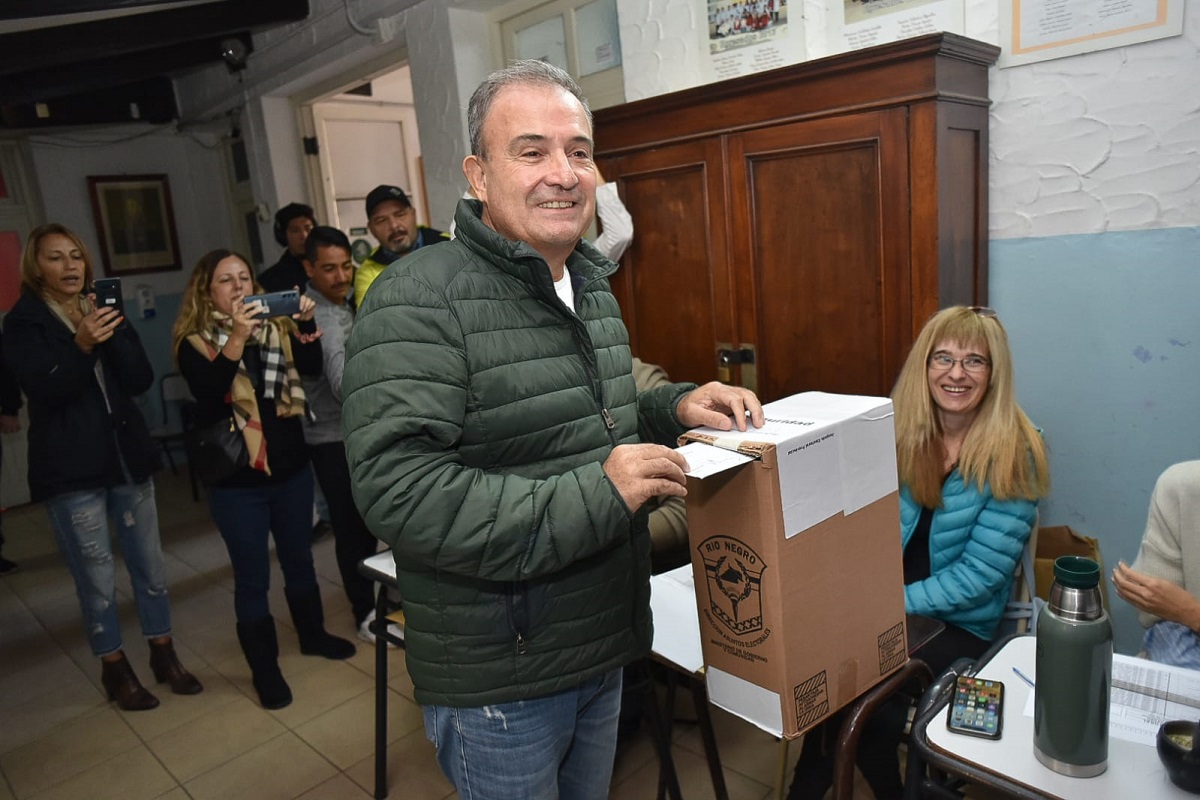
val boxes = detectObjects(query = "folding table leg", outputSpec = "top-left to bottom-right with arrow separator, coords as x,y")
647,663 -> 683,800
690,677 -> 730,800
374,583 -> 389,799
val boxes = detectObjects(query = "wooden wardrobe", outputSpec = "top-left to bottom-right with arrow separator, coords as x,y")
594,33 -> 1000,401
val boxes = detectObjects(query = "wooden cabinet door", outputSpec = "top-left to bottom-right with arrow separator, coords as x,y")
727,108 -> 911,401
602,138 -> 734,386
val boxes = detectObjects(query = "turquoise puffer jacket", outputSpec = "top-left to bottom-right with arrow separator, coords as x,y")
900,473 -> 1038,640
342,200 -> 693,706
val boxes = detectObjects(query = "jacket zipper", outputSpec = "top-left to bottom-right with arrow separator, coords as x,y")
558,278 -> 618,448
509,582 -> 530,655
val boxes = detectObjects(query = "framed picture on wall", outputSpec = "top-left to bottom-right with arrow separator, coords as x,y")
87,174 -> 182,275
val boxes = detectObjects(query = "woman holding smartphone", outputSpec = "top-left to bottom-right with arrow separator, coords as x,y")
787,306 -> 1049,800
3,223 -> 201,711
172,249 -> 353,710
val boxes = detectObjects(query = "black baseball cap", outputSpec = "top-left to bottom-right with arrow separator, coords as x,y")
365,185 -> 410,219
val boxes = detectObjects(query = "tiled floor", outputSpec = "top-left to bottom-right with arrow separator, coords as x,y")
0,468 -> 814,800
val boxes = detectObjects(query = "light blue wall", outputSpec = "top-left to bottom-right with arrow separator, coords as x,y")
991,226 -> 1200,654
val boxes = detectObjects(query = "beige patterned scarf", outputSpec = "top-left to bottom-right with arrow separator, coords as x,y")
187,317 -> 307,475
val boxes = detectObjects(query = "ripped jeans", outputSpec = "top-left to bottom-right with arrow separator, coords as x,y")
422,668 -> 623,800
44,480 -> 171,657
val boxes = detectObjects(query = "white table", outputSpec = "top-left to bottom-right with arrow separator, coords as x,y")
917,634 -> 1190,799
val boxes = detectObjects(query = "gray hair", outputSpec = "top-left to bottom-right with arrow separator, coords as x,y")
467,59 -> 593,159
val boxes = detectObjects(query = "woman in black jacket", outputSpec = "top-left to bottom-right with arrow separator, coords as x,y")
172,249 -> 353,710
3,223 -> 201,711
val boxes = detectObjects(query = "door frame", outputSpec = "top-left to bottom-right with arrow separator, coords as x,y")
306,101 -> 426,230
289,50 -> 416,230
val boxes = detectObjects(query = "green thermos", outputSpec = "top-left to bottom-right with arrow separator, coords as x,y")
1033,555 -> 1112,776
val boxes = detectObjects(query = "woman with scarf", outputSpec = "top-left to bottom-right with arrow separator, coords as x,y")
173,249 -> 354,710
4,223 -> 201,711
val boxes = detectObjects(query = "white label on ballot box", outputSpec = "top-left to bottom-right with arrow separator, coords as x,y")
677,392 -> 897,538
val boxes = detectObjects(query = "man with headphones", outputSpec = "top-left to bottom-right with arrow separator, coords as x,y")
259,202 -> 317,292
258,201 -> 333,543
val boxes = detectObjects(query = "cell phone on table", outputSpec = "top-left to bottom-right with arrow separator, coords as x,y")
243,289 -> 301,320
92,278 -> 127,329
946,675 -> 1004,739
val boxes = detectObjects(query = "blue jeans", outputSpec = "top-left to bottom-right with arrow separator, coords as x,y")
208,467 -> 318,622
422,668 -> 623,800
44,480 -> 171,657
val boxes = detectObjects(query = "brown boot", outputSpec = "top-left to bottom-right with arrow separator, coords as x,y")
149,639 -> 203,695
100,652 -> 160,711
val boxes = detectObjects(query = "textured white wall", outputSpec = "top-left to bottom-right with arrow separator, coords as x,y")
990,6 -> 1200,239
615,0 -> 1200,240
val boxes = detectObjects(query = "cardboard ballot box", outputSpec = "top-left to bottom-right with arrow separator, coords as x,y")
677,392 -> 907,739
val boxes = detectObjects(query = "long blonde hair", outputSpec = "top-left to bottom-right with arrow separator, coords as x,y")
171,249 -> 294,362
892,306 -> 1049,508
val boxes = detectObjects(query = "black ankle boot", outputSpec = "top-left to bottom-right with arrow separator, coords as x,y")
284,585 -> 356,660
236,617 -> 292,710
101,652 -> 160,711
149,639 -> 204,695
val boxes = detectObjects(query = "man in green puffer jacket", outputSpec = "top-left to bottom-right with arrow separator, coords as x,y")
342,60 -> 763,800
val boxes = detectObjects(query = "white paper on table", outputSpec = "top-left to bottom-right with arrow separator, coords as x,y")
1022,654 -> 1200,747
648,565 -> 704,674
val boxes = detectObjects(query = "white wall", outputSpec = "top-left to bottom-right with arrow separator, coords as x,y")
27,128 -> 231,297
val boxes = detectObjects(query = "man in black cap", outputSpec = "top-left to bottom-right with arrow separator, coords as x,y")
353,185 -> 446,304
259,202 -> 316,292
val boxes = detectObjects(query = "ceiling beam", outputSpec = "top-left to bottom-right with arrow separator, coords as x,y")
0,0 -> 307,75
0,33 -> 253,105
0,1 -> 211,22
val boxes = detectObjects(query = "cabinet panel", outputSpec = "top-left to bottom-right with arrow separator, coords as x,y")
602,139 -> 732,386
728,110 -> 910,400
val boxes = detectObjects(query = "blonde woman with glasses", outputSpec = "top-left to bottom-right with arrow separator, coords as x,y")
788,306 -> 1049,800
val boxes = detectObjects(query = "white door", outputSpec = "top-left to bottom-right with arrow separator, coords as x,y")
310,102 -> 426,242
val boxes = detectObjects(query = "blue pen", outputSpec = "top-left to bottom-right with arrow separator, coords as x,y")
1012,667 -> 1035,688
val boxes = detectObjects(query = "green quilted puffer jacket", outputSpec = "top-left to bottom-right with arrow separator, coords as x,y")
342,200 -> 694,707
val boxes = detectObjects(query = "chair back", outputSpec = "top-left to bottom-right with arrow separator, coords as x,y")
159,373 -> 195,427
1000,512 -> 1041,635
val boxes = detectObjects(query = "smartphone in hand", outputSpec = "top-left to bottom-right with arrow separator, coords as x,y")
946,676 -> 1004,739
92,278 -> 127,329
243,289 -> 301,320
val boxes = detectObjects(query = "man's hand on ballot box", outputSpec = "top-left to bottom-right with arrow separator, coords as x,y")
677,382 -> 765,432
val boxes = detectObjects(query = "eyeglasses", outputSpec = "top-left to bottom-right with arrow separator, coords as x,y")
968,306 -> 998,319
928,353 -> 991,373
